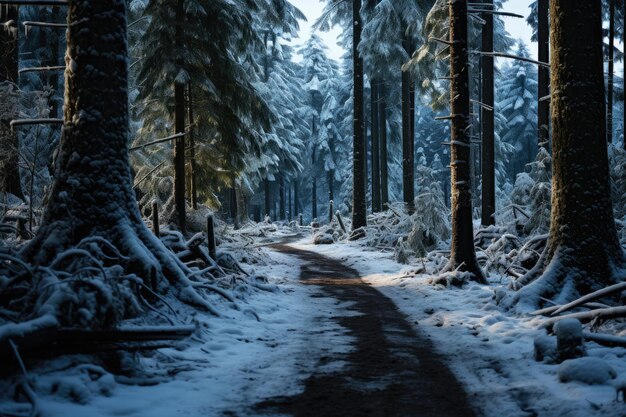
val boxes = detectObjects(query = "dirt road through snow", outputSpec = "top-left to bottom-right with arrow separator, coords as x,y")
255,242 -> 476,417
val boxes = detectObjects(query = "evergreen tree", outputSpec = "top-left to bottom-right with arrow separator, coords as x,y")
497,41 -> 539,180
135,0 -> 271,224
23,0 -> 214,314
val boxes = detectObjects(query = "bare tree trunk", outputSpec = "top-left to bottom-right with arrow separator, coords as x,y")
174,0 -> 186,232
608,0 -> 615,144
229,187 -> 237,220
538,0 -> 550,149
447,0 -> 485,282
236,187 -> 248,225
352,0 -> 367,230
481,0 -> 495,226
371,78 -> 380,212
264,179 -> 271,217
328,169 -> 334,203
279,174 -> 285,220
512,0 -> 624,308
288,181 -> 292,221
378,79 -> 388,209
187,83 -> 197,209
294,181 -> 300,217
0,6 -> 23,201
312,150 -> 317,220
402,34 -> 414,212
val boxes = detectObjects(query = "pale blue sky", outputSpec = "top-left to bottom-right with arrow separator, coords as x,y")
289,0 -> 536,61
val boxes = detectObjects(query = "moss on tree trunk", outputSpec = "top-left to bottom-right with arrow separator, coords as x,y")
511,0 -> 625,310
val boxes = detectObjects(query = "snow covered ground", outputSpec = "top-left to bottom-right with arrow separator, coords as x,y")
1,236 -> 355,417
294,238 -> 626,417
5,225 -> 626,417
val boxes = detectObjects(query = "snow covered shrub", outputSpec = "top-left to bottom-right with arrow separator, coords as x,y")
609,144 -> 626,222
408,163 -> 450,255
510,172 -> 533,208
0,82 -> 54,208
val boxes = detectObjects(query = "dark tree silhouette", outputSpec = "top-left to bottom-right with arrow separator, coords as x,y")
352,0 -> 367,231
446,0 -> 485,282
537,0 -> 550,148
481,0 -> 495,226
511,0 -> 625,309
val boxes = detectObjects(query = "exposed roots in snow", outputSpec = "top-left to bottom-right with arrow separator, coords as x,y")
501,245 -> 626,313
0,219 -> 266,355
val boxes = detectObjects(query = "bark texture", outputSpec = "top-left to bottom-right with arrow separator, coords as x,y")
401,34 -> 414,211
608,0 -> 615,144
264,179 -> 271,217
512,0 -> 624,309
187,83 -> 197,209
378,80 -> 388,209
22,0 -> 212,311
447,0 -> 485,282
351,0 -> 367,230
370,78 -> 380,213
174,0 -> 186,231
480,0 -> 495,226
537,0 -> 550,148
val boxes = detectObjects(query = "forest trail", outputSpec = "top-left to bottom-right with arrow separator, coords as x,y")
255,242 -> 476,417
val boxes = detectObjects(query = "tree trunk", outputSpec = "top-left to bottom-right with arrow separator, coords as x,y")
480,0 -> 495,226
49,6 -> 63,119
378,79 -> 388,209
512,0 -> 624,309
187,83 -> 197,209
294,181 -> 300,217
22,0 -> 213,311
264,178 -> 271,217
352,0 -> 367,230
279,174 -> 285,220
538,0 -> 550,149
236,187 -> 248,225
371,78 -> 380,212
312,150 -> 317,220
173,0 -> 186,232
328,169 -> 334,204
447,0 -> 485,282
288,182 -> 292,221
607,0 -> 615,145
229,187 -> 237,220
0,6 -> 23,201
402,34 -> 414,212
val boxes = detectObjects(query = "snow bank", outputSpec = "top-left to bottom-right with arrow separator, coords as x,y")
299,239 -> 626,417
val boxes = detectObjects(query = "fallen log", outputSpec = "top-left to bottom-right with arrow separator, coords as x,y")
0,325 -> 195,368
583,331 -> 626,348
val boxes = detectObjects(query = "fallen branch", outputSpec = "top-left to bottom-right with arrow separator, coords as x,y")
543,306 -> 626,329
550,281 -> 626,316
583,331 -> 626,348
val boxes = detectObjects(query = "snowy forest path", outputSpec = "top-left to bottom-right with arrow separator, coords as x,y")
254,242 -> 476,417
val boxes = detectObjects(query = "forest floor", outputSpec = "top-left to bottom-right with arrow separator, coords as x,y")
254,241 -> 475,417
3,227 -> 626,417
